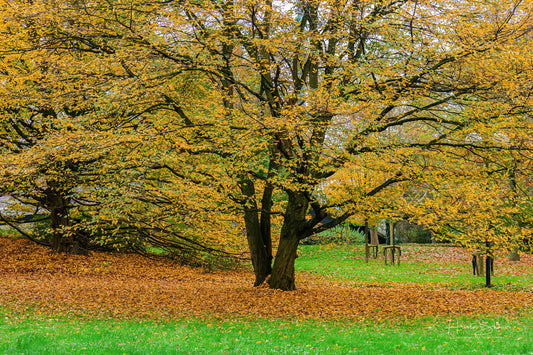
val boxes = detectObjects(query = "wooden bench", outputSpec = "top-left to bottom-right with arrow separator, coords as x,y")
364,228 -> 380,262
365,244 -> 379,260
383,245 -> 401,266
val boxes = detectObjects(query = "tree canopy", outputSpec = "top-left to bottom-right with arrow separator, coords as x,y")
1,0 -> 532,290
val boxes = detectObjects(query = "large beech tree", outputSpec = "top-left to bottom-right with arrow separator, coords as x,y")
1,0 -> 532,290
0,16 -> 104,254
0,7 -> 241,260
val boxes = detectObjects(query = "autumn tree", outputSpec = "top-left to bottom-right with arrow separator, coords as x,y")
0,5 -> 242,262
0,11 -> 105,254
0,56 -> 238,262
1,0 -> 532,290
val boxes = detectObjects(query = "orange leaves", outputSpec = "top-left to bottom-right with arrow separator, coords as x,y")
1,237 -> 532,321
1,0 -> 532,291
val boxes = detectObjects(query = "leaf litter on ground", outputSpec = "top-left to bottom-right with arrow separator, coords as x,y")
1,237 -> 532,321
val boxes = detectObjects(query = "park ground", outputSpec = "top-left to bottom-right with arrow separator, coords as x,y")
1,236 -> 532,353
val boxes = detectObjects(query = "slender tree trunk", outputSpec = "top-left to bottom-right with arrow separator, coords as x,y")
364,221 -> 369,262
430,230 -> 437,244
509,247 -> 520,261
269,192 -> 308,290
385,222 -> 390,245
370,230 -> 379,245
485,255 -> 493,288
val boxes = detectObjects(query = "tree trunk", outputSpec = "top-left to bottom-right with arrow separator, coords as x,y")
364,222 -> 369,262
239,179 -> 272,286
509,247 -> 520,261
485,255 -> 493,288
51,231 -> 88,255
245,213 -> 272,286
260,183 -> 275,266
269,230 -> 299,290
45,186 -> 88,256
385,221 -> 390,245
370,230 -> 379,245
269,192 -> 308,291
390,220 -> 395,247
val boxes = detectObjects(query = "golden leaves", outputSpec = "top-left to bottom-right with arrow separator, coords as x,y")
1,237 -> 532,320
0,0 -> 532,292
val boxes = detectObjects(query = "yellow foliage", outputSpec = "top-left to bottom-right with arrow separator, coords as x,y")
0,0 -> 532,286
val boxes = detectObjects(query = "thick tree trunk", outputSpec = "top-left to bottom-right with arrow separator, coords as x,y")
260,183 -> 275,266
51,231 -> 88,255
240,179 -> 272,286
245,213 -> 272,286
45,186 -> 88,256
269,192 -> 308,291
269,231 -> 299,290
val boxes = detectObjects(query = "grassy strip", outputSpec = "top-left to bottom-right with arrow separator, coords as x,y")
1,309 -> 532,354
0,228 -> 15,237
296,244 -> 533,291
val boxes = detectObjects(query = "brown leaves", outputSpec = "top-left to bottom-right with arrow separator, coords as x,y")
1,237 -> 532,321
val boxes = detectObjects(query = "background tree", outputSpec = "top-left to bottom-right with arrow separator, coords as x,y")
0,6 -> 243,263
0,14 -> 108,254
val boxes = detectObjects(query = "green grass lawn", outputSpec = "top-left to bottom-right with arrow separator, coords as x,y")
1,243 -> 532,354
1,311 -> 532,354
0,227 -> 14,237
296,244 -> 533,291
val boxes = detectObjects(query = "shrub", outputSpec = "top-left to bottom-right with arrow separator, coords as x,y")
300,225 -> 365,245
394,221 -> 433,243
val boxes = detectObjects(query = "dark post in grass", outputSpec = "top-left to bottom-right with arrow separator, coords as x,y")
485,241 -> 494,288
472,244 -> 494,287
